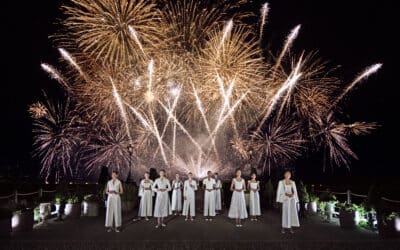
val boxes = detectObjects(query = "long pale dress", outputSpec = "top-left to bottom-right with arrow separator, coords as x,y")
276,180 -> 300,228
249,181 -> 261,216
105,179 -> 122,227
214,179 -> 222,210
152,178 -> 172,218
228,179 -> 248,219
138,179 -> 154,217
203,178 -> 216,216
171,180 -> 183,212
182,179 -> 197,217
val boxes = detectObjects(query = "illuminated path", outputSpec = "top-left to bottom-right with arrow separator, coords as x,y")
2,210 -> 398,250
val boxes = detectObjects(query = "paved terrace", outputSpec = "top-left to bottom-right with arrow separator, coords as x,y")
1,210 -> 399,250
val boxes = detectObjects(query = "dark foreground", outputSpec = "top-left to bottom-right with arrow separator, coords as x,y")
1,210 -> 399,250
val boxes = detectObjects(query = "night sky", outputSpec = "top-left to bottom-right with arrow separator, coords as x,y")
3,0 -> 397,182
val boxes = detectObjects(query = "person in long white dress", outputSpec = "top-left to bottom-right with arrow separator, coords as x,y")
214,173 -> 222,214
105,171 -> 124,232
152,170 -> 172,228
276,170 -> 300,234
171,174 -> 183,215
182,172 -> 197,221
248,173 -> 261,221
138,172 -> 154,221
203,170 -> 216,221
228,169 -> 248,227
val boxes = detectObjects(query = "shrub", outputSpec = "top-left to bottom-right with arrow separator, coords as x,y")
54,194 -> 65,205
66,195 -> 79,204
299,182 -> 309,203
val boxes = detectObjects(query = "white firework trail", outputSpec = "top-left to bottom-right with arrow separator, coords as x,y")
58,48 -> 85,78
192,84 -> 219,158
333,63 -> 382,106
40,63 -> 69,90
157,100 -> 205,156
110,77 -> 132,142
259,2 -> 270,42
256,57 -> 303,133
273,24 -> 301,72
128,25 -> 146,55
220,19 -> 233,47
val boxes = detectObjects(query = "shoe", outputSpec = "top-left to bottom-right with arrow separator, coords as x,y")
236,224 -> 240,227
281,229 -> 285,234
115,228 -> 120,233
254,218 -> 258,221
155,224 -> 160,229
209,218 -> 213,221
107,228 -> 112,233
190,217 -> 194,221
145,217 -> 149,221
289,229 -> 294,234
205,218 -> 209,221
185,218 -> 188,221
161,223 -> 166,227
239,224 -> 243,227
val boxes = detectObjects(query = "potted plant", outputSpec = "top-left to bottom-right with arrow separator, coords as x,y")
298,182 -> 309,218
121,183 -> 138,213
54,194 -> 64,214
338,202 -> 356,229
377,212 -> 400,238
354,203 -> 368,227
325,196 -> 337,223
318,191 -> 337,222
11,208 -> 34,232
0,208 -> 12,237
64,194 -> 81,219
8,200 -> 34,232
82,194 -> 100,217
307,195 -> 319,214
33,207 -> 40,222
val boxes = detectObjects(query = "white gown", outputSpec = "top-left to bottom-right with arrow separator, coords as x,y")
276,180 -> 300,228
249,181 -> 261,216
138,179 -> 154,217
203,178 -> 216,216
105,179 -> 122,227
214,179 -> 222,210
182,179 -> 197,217
152,178 -> 172,218
171,180 -> 183,211
228,178 -> 248,219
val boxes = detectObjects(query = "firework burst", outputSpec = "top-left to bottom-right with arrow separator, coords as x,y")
31,99 -> 83,182
31,0 -> 381,181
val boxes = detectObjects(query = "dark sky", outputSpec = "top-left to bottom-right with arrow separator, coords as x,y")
2,0 -> 397,180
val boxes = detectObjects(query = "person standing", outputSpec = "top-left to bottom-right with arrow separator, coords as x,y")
214,173 -> 222,214
182,172 -> 197,221
105,171 -> 123,232
203,171 -> 216,221
171,174 -> 183,215
152,169 -> 172,228
228,169 -> 248,227
138,172 -> 154,221
276,170 -> 300,233
248,173 -> 261,221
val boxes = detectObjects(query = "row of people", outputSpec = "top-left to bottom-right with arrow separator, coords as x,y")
105,169 -> 299,233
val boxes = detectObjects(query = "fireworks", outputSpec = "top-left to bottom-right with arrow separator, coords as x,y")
332,63 -> 382,106
259,2 -> 269,42
31,100 -> 83,182
31,0 -> 381,181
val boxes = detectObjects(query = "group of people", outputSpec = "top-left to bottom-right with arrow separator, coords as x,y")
104,169 -> 299,233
